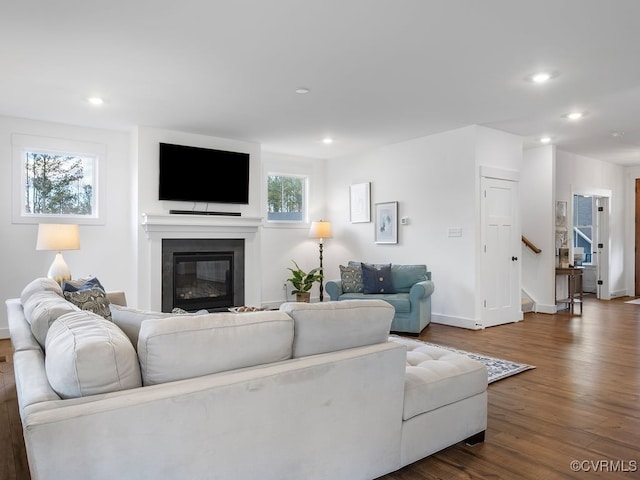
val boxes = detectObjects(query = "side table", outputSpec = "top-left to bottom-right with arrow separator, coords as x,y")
555,267 -> 583,315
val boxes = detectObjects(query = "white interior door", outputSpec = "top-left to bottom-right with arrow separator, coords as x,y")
481,176 -> 521,327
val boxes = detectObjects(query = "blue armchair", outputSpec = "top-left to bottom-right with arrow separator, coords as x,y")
325,262 -> 434,334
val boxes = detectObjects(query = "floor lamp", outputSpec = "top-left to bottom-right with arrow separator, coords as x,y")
309,220 -> 332,302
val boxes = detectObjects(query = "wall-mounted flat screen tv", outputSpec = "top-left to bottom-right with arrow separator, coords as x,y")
159,143 -> 250,204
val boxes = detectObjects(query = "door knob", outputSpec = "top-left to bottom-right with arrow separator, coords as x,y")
512,256 -> 518,261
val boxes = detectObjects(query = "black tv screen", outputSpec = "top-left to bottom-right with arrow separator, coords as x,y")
159,143 -> 250,204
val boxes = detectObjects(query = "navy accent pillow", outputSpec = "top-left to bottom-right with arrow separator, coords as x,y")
62,277 -> 105,293
361,263 -> 395,294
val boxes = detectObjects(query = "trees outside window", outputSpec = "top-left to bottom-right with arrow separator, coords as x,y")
23,152 -> 95,216
267,175 -> 306,222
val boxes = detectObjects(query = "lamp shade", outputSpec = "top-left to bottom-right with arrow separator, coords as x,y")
309,221 -> 333,240
36,224 -> 80,251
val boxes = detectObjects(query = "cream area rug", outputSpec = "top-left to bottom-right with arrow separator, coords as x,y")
624,298 -> 640,305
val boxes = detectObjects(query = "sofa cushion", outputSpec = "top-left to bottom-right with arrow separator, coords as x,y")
109,305 -> 175,346
23,291 -> 80,347
109,304 -> 208,347
137,311 -> 294,386
280,299 -> 394,357
361,263 -> 395,294
389,337 -> 487,421
339,264 -> 364,293
20,277 -> 63,305
391,264 -> 428,293
339,292 -> 411,313
45,311 -> 142,399
63,287 -> 112,320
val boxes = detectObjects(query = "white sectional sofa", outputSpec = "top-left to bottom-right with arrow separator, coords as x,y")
6,278 -> 488,480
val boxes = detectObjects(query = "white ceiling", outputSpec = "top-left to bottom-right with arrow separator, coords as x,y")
2,0 -> 640,164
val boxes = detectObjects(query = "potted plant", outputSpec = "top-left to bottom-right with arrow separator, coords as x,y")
287,260 -> 322,302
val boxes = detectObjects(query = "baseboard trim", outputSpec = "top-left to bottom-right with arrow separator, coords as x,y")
535,303 -> 557,314
431,313 -> 482,330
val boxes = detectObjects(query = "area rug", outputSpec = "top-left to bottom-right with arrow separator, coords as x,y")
391,337 -> 535,383
624,298 -> 640,304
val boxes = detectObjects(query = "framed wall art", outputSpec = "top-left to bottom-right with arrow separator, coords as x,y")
350,182 -> 371,223
375,201 -> 398,244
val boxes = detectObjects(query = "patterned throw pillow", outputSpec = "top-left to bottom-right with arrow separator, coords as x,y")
339,264 -> 364,293
64,287 -> 112,320
361,263 -> 395,294
62,277 -> 105,293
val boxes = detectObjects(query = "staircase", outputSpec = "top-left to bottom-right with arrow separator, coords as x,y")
521,235 -> 540,314
521,290 -> 534,313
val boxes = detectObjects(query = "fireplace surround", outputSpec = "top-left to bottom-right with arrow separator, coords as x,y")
141,214 -> 262,312
162,238 -> 245,312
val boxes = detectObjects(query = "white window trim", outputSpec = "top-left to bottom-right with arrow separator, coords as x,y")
12,134 -> 107,225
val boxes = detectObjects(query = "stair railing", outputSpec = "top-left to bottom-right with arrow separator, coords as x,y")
522,235 -> 541,254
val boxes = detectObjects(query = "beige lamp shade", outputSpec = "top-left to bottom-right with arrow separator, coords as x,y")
36,224 -> 80,251
36,224 -> 80,284
309,221 -> 333,240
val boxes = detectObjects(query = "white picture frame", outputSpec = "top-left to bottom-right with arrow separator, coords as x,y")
375,201 -> 398,244
350,182 -> 371,223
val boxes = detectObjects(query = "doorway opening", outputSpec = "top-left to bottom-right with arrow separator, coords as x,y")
572,193 -> 608,299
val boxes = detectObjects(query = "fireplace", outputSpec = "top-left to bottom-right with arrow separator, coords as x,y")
162,238 -> 245,312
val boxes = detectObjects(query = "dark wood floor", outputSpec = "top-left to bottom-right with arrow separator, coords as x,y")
1,296 -> 638,480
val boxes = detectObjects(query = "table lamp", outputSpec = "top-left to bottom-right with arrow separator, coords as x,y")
309,220 -> 332,302
36,224 -> 80,284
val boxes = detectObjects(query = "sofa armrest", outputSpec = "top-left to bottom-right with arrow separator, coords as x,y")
409,280 -> 434,302
106,291 -> 127,307
325,280 -> 343,301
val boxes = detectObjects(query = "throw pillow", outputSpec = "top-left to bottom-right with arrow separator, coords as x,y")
62,276 -> 105,293
64,287 -> 112,320
339,264 -> 364,293
361,263 -> 395,294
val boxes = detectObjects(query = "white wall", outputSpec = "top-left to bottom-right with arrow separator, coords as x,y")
0,116 -> 133,337
555,150 -> 626,298
521,145 -> 556,311
324,125 -> 522,329
260,151 -> 327,307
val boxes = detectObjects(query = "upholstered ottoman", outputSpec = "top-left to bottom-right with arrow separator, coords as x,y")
389,336 -> 488,465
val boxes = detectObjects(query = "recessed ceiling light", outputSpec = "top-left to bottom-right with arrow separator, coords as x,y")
87,97 -> 104,105
525,70 -> 558,83
531,72 -> 552,83
539,136 -> 552,144
295,87 -> 310,94
322,137 -> 333,145
564,111 -> 584,121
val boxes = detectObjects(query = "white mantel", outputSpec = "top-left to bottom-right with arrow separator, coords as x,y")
141,213 -> 262,236
139,213 -> 263,311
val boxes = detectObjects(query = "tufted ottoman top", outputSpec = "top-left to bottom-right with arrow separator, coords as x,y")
389,336 -> 488,421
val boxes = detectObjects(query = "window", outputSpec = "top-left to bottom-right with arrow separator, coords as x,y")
573,195 -> 593,264
266,174 -> 307,222
12,134 -> 105,224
